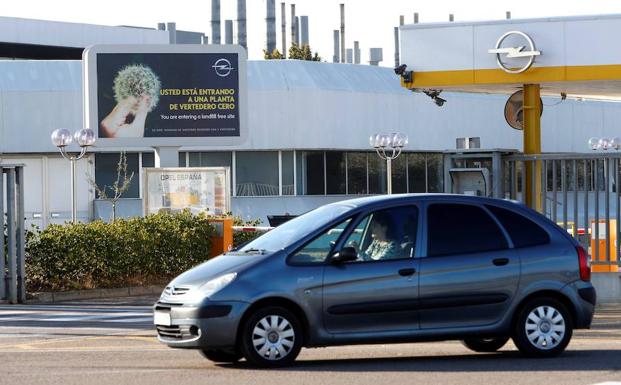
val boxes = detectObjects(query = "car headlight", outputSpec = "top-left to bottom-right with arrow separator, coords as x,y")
186,272 -> 237,303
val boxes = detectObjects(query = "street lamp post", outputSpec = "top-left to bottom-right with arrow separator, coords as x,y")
370,133 -> 408,194
51,128 -> 96,223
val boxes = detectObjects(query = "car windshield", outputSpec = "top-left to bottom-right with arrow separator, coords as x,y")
239,204 -> 353,252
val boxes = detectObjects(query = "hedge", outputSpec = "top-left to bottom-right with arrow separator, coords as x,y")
25,210 -> 216,292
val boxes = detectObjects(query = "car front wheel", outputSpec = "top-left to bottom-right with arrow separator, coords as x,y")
512,298 -> 573,357
240,306 -> 303,367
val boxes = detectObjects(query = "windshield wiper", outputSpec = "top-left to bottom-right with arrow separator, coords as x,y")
240,248 -> 267,254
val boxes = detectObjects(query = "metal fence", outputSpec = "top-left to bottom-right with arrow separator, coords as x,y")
1,164 -> 26,304
504,153 -> 621,270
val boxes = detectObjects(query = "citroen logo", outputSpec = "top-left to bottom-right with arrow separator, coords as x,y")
213,58 -> 234,77
488,31 -> 541,74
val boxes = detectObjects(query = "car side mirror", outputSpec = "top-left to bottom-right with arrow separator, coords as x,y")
331,247 -> 358,264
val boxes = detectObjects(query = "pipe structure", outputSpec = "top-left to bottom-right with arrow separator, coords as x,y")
340,3 -> 345,63
281,2 -> 286,56
394,26 -> 399,67
237,0 -> 247,49
166,22 -> 176,44
291,4 -> 296,47
225,20 -> 233,44
333,29 -> 340,63
211,0 -> 221,44
300,16 -> 309,46
354,41 -> 360,64
265,0 -> 276,53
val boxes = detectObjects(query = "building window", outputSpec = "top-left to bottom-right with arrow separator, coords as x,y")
391,155 -> 407,194
188,152 -> 232,168
347,152 -> 367,194
297,151 -> 324,195
178,152 -> 186,167
236,151 -> 279,196
94,153 -> 140,199
326,152 -> 346,194
407,153 -> 426,193
427,153 -> 444,193
282,151 -> 295,195
368,153 -> 387,194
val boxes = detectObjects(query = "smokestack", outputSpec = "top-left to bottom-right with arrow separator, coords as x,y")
340,4 -> 345,63
166,22 -> 177,44
290,4 -> 296,47
346,49 -> 353,64
333,30 -> 340,63
281,2 -> 286,56
266,0 -> 276,53
394,26 -> 399,67
237,0 -> 247,49
506,11 -> 511,19
414,13 -> 419,23
211,0 -> 221,44
202,35 -> 209,44
399,15 -> 404,26
369,48 -> 383,66
157,23 -> 166,30
449,14 -> 454,22
354,41 -> 360,64
300,16 -> 309,46
225,20 -> 233,44
295,16 -> 300,45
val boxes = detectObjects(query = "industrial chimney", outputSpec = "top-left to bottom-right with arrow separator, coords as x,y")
300,16 -> 309,46
340,4 -> 345,63
237,0 -> 247,49
290,4 -> 296,47
265,0 -> 276,54
333,30 -> 340,63
369,48 -> 383,66
211,0 -> 221,44
354,41 -> 360,64
281,2 -> 286,56
225,20 -> 233,44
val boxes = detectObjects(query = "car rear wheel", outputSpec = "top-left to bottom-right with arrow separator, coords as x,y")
462,337 -> 509,352
512,298 -> 573,358
240,306 -> 303,367
199,348 -> 243,363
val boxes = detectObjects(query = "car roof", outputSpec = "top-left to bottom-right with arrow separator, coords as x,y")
328,193 -> 525,209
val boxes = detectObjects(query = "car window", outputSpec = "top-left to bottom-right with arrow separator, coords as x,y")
288,218 -> 352,264
341,206 -> 418,262
427,203 -> 508,257
485,204 -> 550,248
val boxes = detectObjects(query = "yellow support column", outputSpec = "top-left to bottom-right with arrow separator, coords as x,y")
523,84 -> 542,211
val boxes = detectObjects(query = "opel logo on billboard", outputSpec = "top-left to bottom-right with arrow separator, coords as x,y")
213,58 -> 234,77
488,31 -> 541,74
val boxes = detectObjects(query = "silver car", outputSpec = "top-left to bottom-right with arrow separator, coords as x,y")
154,194 -> 596,367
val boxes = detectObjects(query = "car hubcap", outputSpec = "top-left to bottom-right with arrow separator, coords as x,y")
252,315 -> 295,360
525,305 -> 566,350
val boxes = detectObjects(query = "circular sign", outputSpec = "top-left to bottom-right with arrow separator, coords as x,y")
489,31 -> 541,74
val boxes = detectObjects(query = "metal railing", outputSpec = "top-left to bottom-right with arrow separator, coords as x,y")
1,164 -> 26,303
504,153 -> 621,270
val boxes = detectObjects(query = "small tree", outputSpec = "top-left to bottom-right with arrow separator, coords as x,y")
264,48 -> 285,60
288,43 -> 321,61
87,152 -> 134,222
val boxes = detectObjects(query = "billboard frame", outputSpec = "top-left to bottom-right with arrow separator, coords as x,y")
83,44 -> 248,147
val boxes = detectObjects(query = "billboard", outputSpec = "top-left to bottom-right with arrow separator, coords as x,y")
84,45 -> 247,147
143,167 -> 230,216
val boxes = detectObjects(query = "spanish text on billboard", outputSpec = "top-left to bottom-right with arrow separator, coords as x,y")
97,53 -> 239,138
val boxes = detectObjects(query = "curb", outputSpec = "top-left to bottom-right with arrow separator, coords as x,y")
26,285 -> 164,303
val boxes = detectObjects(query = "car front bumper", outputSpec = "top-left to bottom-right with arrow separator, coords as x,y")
153,300 -> 249,349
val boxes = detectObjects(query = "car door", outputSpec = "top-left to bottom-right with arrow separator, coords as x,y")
418,201 -> 520,329
322,205 -> 421,334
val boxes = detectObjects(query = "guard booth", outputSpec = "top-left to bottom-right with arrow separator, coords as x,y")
443,149 -> 517,198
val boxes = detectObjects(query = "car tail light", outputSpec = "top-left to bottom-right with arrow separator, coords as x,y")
576,246 -> 591,281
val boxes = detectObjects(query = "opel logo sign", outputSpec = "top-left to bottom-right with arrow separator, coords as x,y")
213,58 -> 234,77
488,31 -> 541,74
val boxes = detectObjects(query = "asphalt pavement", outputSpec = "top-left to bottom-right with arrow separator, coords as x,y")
0,296 -> 619,385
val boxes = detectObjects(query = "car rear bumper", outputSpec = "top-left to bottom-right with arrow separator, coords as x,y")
563,281 -> 596,329
153,300 -> 249,349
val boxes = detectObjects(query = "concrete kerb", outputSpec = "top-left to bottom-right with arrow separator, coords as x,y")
27,285 -> 164,303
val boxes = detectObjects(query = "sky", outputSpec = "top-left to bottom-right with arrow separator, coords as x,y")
3,0 -> 621,65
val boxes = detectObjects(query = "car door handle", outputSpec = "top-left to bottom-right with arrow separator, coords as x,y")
398,268 -> 416,276
493,258 -> 509,266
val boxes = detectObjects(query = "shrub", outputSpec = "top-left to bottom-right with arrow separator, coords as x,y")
231,214 -> 263,248
25,210 -> 215,292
